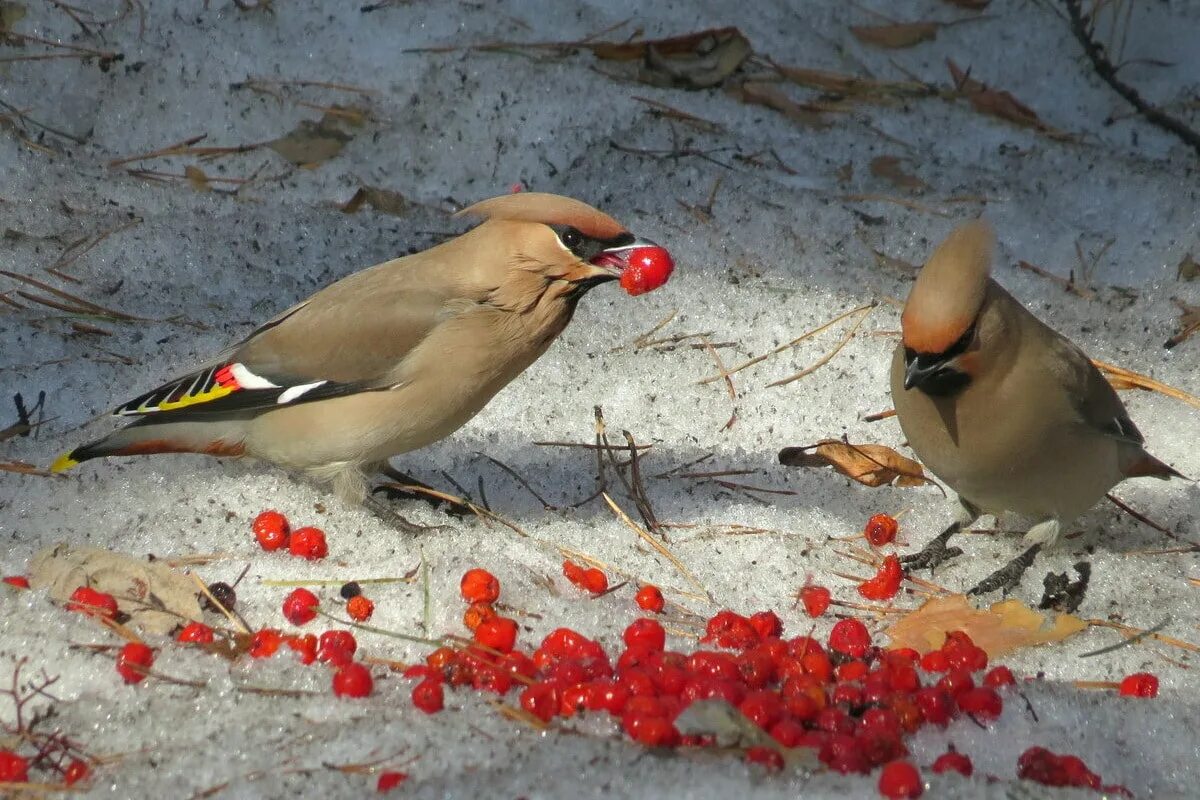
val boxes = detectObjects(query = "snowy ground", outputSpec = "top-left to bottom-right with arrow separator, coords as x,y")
2,0 -> 1199,797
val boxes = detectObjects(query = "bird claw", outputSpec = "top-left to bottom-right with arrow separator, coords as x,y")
371,482 -> 471,518
900,526 -> 963,572
363,492 -> 450,534
967,544 -> 1042,596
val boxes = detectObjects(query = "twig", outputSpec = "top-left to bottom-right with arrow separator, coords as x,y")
1078,616 -> 1171,657
1106,492 -> 1196,547
768,304 -> 875,387
601,492 -> 708,600
1093,359 -> 1200,409
1062,0 -> 1200,157
698,335 -> 737,430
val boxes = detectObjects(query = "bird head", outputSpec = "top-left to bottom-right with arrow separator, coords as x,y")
455,193 -> 660,299
900,219 -> 995,396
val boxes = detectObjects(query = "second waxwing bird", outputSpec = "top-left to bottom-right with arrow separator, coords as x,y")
51,192 -> 663,521
890,219 -> 1184,594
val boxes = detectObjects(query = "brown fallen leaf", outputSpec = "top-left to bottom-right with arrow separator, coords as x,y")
885,594 -> 1087,657
29,544 -> 204,635
947,59 -> 1072,140
592,27 -> 752,89
1165,297 -> 1200,349
340,185 -> 409,216
185,165 -> 211,192
1177,252 -> 1199,281
731,80 -> 828,128
778,439 -> 936,490
771,61 -> 931,101
870,155 -> 928,192
851,21 -> 940,49
267,113 -> 353,166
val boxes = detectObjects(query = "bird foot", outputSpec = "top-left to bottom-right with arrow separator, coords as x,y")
900,525 -> 964,571
968,544 -> 1043,596
363,491 -> 450,534
374,468 -> 472,518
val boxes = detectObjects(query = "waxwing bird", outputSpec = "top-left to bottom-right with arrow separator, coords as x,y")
51,192 -> 664,520
890,219 -> 1183,594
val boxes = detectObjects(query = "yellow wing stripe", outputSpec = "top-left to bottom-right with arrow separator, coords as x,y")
145,383 -> 236,413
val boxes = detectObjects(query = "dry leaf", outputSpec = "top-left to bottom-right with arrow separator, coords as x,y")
850,22 -> 940,49
592,27 -> 752,89
885,594 -> 1087,657
29,544 -> 204,635
0,1 -> 25,40
267,114 -> 353,166
946,59 -> 1071,140
340,185 -> 409,216
1177,253 -> 1199,281
731,81 -> 828,128
1164,297 -> 1200,349
778,440 -> 934,489
772,62 -> 929,100
674,700 -> 819,769
869,155 -> 928,192
184,165 -> 211,192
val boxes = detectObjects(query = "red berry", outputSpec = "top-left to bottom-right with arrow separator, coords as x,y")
412,678 -> 444,713
915,687 -> 955,726
931,749 -> 973,776
956,687 -> 1002,720
983,665 -> 1016,688
332,662 -> 373,698
252,510 -> 289,551
520,682 -> 560,722
116,642 -> 154,684
474,617 -> 518,653
745,745 -> 784,771
463,602 -> 497,631
878,760 -> 923,799
749,610 -> 783,639
619,246 -> 675,296
282,588 -> 320,625
828,618 -> 872,658
2,576 -> 30,589
68,586 -> 119,619
460,568 -> 500,604
864,514 -> 899,547
628,715 -> 678,746
0,750 -> 30,782
702,610 -> 760,650
63,758 -> 89,786
635,585 -> 665,613
346,595 -> 374,622
286,633 -> 318,665
920,650 -> 949,672
177,621 -> 215,644
318,630 -> 358,665
377,771 -> 407,792
249,628 -> 284,659
623,618 -> 666,651
288,526 -> 327,560
582,568 -> 608,594
1118,672 -> 1159,698
799,585 -> 831,617
858,555 -> 904,601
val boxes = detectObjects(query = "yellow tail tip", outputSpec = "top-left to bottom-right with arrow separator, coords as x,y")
50,452 -> 79,473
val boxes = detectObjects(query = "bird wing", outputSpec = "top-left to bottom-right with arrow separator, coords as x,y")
1048,335 -> 1144,445
111,263 -> 472,421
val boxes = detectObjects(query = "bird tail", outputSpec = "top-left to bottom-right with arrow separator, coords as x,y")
50,418 -> 248,473
1123,451 -> 1189,482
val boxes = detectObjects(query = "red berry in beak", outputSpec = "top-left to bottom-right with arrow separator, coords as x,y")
620,246 -> 674,296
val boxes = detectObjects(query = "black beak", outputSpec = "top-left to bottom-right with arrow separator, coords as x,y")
904,352 -> 947,391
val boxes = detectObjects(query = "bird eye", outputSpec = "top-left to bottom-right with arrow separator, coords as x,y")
560,228 -> 583,250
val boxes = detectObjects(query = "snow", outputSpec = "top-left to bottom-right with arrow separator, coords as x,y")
2,0 -> 1199,797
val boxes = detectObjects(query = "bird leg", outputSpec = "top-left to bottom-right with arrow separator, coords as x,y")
968,543 -> 1042,596
900,520 -> 966,571
373,465 -> 471,517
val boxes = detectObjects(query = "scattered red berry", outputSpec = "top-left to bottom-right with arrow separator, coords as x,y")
878,760 -> 923,799
288,526 -> 327,560
282,588 -> 320,625
957,686 -> 1003,720
63,758 -> 89,786
318,630 -> 357,665
931,748 -> 973,776
116,642 -> 154,684
332,662 -> 373,698
858,555 -> 904,601
251,510 -> 290,551
0,750 -> 30,783
799,585 -> 831,617
377,771 -> 407,792
460,568 -> 500,604
864,513 -> 899,547
635,584 -> 665,613
475,617 -> 519,653
177,621 -> 215,644
68,586 -> 119,619
1017,746 -> 1109,791
346,595 -> 375,622
983,665 -> 1016,688
563,560 -> 608,594
2,576 -> 30,589
464,602 -> 497,631
412,677 -> 444,713
619,245 -> 675,296
1118,672 -> 1159,698
828,618 -> 871,658
286,633 -> 318,665
249,628 -> 284,659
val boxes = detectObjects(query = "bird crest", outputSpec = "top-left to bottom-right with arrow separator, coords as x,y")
902,219 -> 995,354
456,192 -> 627,240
